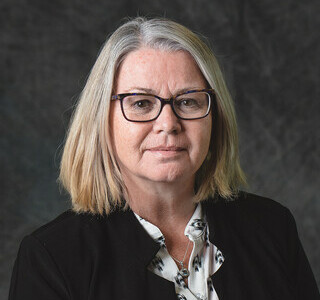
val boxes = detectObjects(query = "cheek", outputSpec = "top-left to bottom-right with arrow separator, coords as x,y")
110,106 -> 131,156
113,122 -> 137,154
188,119 -> 212,157
110,108 -> 149,157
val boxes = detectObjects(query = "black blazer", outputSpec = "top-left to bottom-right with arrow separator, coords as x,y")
9,192 -> 320,300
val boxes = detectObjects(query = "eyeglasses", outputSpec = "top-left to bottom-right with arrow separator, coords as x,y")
111,89 -> 215,122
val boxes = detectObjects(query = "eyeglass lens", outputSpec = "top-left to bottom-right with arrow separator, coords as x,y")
121,92 -> 211,121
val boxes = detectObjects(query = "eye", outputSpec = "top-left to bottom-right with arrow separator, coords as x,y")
132,99 -> 152,108
124,95 -> 157,112
176,98 -> 199,108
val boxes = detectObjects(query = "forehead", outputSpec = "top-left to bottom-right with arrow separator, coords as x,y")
115,47 -> 207,94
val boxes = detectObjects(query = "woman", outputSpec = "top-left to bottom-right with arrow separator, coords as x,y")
9,17 -> 319,300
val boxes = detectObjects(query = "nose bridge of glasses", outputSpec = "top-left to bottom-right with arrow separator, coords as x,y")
155,95 -> 179,120
157,95 -> 174,105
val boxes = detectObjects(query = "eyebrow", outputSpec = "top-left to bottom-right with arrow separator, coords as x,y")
123,86 -> 204,95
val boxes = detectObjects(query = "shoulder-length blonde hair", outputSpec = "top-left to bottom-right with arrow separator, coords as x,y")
59,17 -> 246,215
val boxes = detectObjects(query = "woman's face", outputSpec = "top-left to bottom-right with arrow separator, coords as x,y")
110,47 -> 212,186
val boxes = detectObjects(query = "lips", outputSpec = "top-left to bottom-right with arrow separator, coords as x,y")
148,146 -> 185,151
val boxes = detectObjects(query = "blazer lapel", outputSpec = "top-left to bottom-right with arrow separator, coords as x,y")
145,271 -> 177,300
107,208 -> 177,300
202,195 -> 277,300
203,199 -> 234,299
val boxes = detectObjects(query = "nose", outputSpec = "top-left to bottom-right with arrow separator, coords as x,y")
153,103 -> 182,134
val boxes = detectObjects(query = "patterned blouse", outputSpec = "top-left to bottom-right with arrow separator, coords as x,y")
134,204 -> 225,300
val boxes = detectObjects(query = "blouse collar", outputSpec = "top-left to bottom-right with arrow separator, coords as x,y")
134,204 -> 208,246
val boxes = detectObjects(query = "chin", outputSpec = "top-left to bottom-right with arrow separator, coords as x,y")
144,167 -> 190,183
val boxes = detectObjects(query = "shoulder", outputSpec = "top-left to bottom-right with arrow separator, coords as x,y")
203,191 -> 297,244
203,194 -> 320,299
31,210 -> 100,237
23,209 -> 135,257
29,210 -> 102,244
14,208 -> 140,287
203,192 -> 301,265
204,191 -> 291,221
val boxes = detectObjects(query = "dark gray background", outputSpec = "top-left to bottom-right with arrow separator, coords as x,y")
1,0 -> 319,298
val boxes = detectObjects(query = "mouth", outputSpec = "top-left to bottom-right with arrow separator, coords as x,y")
148,146 -> 185,151
146,146 -> 186,157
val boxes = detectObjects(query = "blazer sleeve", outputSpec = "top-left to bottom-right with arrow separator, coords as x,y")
285,208 -> 320,299
9,235 -> 70,300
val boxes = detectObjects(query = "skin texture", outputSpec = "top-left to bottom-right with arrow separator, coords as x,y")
109,47 -> 212,274
110,47 -> 211,194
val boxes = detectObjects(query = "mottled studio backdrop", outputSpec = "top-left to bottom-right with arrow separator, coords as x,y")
1,0 -> 319,298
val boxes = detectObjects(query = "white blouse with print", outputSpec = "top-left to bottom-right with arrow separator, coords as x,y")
134,204 -> 224,300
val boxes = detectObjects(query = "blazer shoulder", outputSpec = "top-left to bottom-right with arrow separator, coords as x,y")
235,191 -> 289,215
204,191 -> 294,233
29,209 -> 116,247
31,210 -> 85,238
207,191 -> 289,213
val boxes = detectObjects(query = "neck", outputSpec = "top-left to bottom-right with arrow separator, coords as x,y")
124,174 -> 196,232
124,174 -> 197,274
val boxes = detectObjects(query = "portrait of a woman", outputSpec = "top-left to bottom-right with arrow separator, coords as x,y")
8,17 -> 319,300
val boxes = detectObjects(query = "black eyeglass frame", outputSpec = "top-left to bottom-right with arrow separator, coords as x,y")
111,88 -> 215,122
